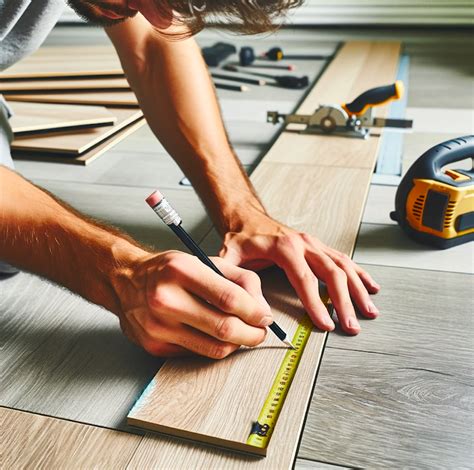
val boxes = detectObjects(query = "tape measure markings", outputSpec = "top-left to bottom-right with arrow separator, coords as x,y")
246,313 -> 314,449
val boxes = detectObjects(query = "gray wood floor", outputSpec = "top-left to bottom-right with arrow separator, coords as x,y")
1,26 -> 473,469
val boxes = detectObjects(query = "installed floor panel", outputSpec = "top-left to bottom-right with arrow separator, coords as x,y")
32,180 -> 212,251
354,223 -> 473,274
0,273 -> 159,430
298,265 -> 473,469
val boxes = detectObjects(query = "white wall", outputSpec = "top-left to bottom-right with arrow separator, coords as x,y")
287,0 -> 473,25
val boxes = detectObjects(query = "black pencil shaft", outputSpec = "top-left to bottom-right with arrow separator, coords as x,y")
171,224 -> 223,276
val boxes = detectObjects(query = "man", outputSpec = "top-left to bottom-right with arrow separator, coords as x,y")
0,0 -> 380,359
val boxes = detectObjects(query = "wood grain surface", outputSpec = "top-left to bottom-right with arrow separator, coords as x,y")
0,45 -> 122,79
298,266 -> 474,468
8,101 -> 116,135
127,41 -> 401,462
5,91 -> 139,107
12,108 -> 143,155
12,118 -> 146,166
0,77 -> 130,93
0,407 -> 141,469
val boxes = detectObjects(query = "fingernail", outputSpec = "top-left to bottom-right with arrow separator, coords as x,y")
367,301 -> 379,316
325,319 -> 335,330
348,318 -> 360,330
260,315 -> 273,327
371,281 -> 380,290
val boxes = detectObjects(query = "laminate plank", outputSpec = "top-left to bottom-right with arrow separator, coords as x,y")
362,184 -> 398,225
8,102 -> 116,135
0,45 -> 122,79
294,459 -> 350,470
219,99 -> 295,122
298,348 -> 474,468
251,163 -> 373,255
402,131 -> 474,171
0,77 -> 130,93
13,119 -> 146,166
407,107 -> 474,134
263,42 -> 401,168
353,223 -> 474,274
12,108 -> 143,155
25,181 -> 213,250
126,41 -> 401,465
0,407 -> 142,469
5,91 -> 139,107
323,265 -> 474,378
0,272 -> 160,429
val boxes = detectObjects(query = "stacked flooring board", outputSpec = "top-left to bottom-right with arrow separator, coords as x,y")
0,46 -> 144,165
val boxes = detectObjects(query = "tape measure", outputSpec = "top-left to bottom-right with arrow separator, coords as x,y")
246,312 -> 318,449
390,135 -> 474,249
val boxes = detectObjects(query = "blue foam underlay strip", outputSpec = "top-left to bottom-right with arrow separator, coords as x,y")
375,55 -> 410,178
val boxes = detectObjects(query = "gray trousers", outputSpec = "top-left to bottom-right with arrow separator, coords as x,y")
0,96 -> 18,274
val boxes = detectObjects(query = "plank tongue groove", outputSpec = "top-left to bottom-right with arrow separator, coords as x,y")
127,41 -> 401,466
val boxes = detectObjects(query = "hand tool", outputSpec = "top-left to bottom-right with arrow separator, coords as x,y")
214,82 -> 249,92
267,81 -> 413,138
202,42 -> 237,67
146,190 -> 295,349
262,46 -> 330,62
223,64 -> 308,89
390,135 -> 474,249
211,72 -> 266,86
239,47 -> 295,70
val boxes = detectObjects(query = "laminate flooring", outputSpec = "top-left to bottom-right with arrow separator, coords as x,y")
2,26 -> 473,469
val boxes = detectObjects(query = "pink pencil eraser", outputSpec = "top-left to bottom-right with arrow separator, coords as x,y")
288,64 -> 296,71
146,190 -> 163,208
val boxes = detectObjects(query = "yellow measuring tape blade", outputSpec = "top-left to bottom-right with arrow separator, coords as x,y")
246,313 -> 314,449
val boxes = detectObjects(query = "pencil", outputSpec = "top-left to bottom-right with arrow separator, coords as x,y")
146,189 -> 295,349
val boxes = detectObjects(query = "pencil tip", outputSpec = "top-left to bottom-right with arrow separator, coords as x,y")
283,339 -> 296,350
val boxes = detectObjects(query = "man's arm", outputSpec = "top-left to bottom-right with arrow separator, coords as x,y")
106,16 -> 381,335
0,166 -> 271,358
106,17 -> 262,236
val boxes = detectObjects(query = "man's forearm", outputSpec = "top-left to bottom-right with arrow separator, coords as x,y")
107,17 -> 266,235
0,166 -> 148,313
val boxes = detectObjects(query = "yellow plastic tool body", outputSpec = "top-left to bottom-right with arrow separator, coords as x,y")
407,178 -> 474,239
342,80 -> 404,116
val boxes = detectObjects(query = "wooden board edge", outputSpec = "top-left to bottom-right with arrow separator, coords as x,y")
0,71 -> 125,80
12,118 -> 146,166
12,117 -> 117,135
127,417 -> 268,457
11,110 -> 144,155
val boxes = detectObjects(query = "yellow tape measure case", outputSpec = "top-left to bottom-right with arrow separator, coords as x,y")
391,135 -> 474,249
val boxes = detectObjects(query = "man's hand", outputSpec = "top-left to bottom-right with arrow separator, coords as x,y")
219,214 -> 380,335
112,251 -> 273,358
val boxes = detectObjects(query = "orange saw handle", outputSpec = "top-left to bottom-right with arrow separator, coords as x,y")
342,81 -> 404,116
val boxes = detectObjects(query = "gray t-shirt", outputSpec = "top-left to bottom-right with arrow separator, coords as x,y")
0,0 -> 65,168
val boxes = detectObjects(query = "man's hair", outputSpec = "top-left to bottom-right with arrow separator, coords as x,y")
163,0 -> 305,37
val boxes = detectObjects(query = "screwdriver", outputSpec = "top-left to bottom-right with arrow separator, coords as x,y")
223,64 -> 309,90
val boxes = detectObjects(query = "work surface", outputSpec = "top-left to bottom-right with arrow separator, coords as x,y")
1,27 -> 473,469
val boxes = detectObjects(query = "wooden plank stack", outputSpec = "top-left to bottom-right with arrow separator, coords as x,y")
0,46 -> 144,165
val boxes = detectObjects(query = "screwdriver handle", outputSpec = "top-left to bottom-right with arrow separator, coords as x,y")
342,81 -> 404,116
